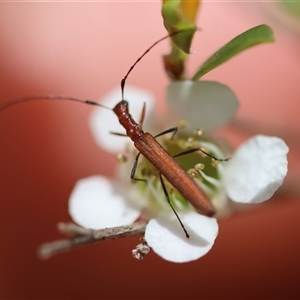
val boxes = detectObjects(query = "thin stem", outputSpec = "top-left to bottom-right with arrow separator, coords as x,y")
38,221 -> 147,260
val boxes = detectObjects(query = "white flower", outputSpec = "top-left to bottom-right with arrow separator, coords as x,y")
167,81 -> 289,205
224,135 -> 289,204
166,80 -> 240,132
89,86 -> 155,153
69,176 -> 141,228
68,81 -> 288,263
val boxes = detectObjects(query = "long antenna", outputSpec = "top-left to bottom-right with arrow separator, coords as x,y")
0,94 -> 111,113
0,29 -> 194,112
120,29 -> 194,100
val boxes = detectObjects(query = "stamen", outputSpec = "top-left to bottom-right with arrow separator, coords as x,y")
188,168 -> 198,178
194,129 -> 204,137
194,163 -> 205,171
211,159 -> 219,168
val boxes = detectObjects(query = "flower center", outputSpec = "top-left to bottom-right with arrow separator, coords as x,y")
117,122 -> 229,214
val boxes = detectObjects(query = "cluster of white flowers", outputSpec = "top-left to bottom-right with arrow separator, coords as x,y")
69,81 -> 288,263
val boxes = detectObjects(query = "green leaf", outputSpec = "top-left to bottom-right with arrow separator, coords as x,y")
192,24 -> 275,80
161,0 -> 199,79
162,0 -> 197,54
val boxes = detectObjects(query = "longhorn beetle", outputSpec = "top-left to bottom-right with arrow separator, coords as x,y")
0,30 -> 229,238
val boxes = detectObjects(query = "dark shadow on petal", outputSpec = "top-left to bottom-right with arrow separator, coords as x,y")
155,216 -> 211,247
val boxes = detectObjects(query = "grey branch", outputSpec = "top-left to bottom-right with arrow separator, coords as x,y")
38,221 -> 147,260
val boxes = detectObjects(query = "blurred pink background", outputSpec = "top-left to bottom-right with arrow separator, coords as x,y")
0,2 -> 300,298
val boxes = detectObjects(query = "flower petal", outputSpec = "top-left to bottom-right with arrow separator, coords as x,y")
167,80 -> 239,132
89,86 -> 155,153
69,175 -> 141,229
224,135 -> 289,203
145,212 -> 218,263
